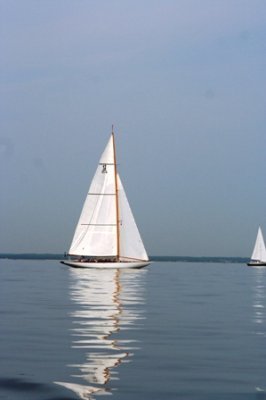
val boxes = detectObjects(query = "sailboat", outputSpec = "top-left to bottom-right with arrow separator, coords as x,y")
61,129 -> 150,269
247,227 -> 266,266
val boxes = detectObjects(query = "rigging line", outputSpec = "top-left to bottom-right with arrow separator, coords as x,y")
81,223 -> 116,226
120,256 -> 148,262
88,193 -> 116,196
99,162 -> 115,165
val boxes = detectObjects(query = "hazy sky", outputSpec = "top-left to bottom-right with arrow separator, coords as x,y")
1,0 -> 266,256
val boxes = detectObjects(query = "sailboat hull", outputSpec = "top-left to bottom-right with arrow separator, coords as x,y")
60,260 -> 150,269
247,261 -> 266,267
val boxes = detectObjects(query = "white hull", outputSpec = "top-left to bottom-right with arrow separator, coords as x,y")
60,260 -> 150,269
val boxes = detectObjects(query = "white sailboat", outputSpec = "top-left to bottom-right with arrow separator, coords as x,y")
61,130 -> 150,269
247,227 -> 266,267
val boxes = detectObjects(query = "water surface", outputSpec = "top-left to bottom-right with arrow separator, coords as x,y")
0,260 -> 265,399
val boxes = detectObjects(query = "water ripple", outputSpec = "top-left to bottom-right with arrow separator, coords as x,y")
55,268 -> 147,399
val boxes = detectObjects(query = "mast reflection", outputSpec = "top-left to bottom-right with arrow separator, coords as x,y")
55,268 -> 147,399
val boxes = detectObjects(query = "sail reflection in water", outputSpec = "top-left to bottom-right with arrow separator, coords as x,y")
55,268 -> 147,399
252,267 -> 266,335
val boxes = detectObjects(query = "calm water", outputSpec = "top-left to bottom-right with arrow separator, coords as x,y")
0,260 -> 266,400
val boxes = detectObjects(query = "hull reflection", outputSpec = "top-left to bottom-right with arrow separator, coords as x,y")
55,268 -> 147,399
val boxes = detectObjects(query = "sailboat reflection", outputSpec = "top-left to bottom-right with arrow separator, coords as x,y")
252,267 -> 266,334
55,268 -> 147,399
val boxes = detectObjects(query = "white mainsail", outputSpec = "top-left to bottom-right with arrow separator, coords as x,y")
251,227 -> 266,262
69,135 -> 117,257
68,134 -> 148,263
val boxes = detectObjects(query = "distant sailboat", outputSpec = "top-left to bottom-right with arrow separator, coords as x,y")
61,129 -> 149,269
247,227 -> 266,267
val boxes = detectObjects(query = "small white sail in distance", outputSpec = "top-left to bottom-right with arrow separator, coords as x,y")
250,227 -> 266,262
67,133 -> 149,266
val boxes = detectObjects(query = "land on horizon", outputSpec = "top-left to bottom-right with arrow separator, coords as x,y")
0,253 -> 249,263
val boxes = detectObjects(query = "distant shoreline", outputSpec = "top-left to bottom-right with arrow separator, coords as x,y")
0,254 -> 249,263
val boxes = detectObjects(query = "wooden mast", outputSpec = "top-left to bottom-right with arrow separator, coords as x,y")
112,126 -> 120,261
